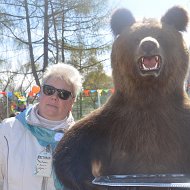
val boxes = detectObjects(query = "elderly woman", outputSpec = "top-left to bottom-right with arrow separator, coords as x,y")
0,63 -> 82,190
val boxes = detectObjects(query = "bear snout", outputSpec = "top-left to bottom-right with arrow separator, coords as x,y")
139,36 -> 160,55
136,37 -> 163,77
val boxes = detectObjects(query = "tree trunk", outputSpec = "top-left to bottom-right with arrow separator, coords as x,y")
43,0 -> 49,72
61,14 -> 65,63
24,0 -> 40,86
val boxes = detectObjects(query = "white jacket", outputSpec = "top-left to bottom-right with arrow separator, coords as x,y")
0,105 -> 75,190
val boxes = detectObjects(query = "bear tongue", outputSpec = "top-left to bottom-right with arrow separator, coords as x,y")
142,57 -> 157,70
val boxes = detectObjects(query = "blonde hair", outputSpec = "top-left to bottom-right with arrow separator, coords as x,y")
42,63 -> 82,98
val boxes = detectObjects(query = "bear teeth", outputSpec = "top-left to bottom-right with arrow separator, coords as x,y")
139,55 -> 160,71
155,55 -> 159,61
142,62 -> 159,70
142,63 -> 158,71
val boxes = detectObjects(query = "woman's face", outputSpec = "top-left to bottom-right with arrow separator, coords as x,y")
38,77 -> 75,121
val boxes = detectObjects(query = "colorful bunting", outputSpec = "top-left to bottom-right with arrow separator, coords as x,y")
83,90 -> 90,96
0,91 -> 6,95
0,86 -> 115,99
32,85 -> 40,94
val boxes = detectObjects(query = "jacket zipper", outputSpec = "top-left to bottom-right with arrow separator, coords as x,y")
41,145 -> 52,190
42,177 -> 48,190
4,136 -> 9,190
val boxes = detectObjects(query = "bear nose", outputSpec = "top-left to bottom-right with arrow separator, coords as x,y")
139,37 -> 159,54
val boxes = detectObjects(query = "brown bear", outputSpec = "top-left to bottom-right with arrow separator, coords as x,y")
54,6 -> 190,190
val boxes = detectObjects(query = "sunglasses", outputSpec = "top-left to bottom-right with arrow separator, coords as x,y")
42,84 -> 73,100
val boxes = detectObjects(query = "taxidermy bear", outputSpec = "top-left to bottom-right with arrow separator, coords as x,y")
54,6 -> 190,190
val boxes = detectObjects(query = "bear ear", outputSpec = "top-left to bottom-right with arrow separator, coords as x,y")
110,8 -> 136,36
161,6 -> 189,31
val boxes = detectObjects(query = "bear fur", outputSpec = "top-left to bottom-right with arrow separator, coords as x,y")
54,6 -> 190,190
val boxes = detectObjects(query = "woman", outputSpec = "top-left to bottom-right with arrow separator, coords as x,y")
0,63 -> 82,190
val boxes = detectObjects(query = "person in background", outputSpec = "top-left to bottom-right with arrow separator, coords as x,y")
0,63 -> 82,190
16,97 -> 27,112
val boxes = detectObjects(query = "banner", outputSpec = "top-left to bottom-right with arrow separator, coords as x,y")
0,86 -> 115,98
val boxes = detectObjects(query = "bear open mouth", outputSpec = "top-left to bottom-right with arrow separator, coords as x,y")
138,55 -> 161,74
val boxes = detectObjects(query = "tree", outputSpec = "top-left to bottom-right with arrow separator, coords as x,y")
83,63 -> 113,108
72,61 -> 113,119
0,0 -> 114,120
0,0 -> 111,81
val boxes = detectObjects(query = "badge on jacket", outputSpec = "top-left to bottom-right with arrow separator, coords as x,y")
34,145 -> 52,177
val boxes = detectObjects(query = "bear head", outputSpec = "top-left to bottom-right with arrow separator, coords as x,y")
110,6 -> 189,100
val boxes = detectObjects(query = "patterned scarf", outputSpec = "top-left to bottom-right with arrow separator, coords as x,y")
16,107 -> 73,190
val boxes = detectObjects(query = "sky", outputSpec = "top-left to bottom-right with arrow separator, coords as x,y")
110,0 -> 190,18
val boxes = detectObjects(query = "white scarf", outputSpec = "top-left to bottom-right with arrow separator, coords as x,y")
26,104 -> 75,132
